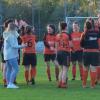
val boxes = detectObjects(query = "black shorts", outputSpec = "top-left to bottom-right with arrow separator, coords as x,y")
83,52 -> 99,66
44,54 -> 56,62
71,50 -> 83,62
98,52 -> 100,66
1,52 -> 6,63
22,53 -> 37,67
56,51 -> 70,67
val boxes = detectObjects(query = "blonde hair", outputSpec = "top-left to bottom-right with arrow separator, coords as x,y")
6,23 -> 16,32
3,23 -> 19,39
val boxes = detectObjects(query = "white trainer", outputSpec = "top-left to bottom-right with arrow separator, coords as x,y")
7,83 -> 19,89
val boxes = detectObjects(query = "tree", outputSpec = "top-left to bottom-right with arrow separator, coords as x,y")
0,0 -> 99,40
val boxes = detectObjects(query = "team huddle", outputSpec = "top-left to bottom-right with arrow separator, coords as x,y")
0,15 -> 100,89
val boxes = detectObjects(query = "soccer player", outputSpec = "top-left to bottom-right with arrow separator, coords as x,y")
70,21 -> 83,80
0,35 -> 7,87
3,23 -> 27,88
43,24 -> 59,81
94,17 -> 100,84
81,20 -> 100,88
56,22 -> 71,88
21,25 -> 37,85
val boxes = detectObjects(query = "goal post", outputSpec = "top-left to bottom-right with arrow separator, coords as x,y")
66,16 -> 98,33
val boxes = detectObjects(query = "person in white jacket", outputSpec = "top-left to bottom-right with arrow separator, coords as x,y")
3,22 -> 27,88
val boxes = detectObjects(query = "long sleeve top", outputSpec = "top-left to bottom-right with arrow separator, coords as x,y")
3,31 -> 25,60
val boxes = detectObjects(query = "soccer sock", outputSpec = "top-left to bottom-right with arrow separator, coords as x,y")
55,67 -> 59,81
90,71 -> 96,88
25,70 -> 29,82
30,67 -> 36,80
79,65 -> 83,80
96,67 -> 100,81
47,67 -> 51,81
82,69 -> 88,87
61,82 -> 67,88
72,65 -> 76,79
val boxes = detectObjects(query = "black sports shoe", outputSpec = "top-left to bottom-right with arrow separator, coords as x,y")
72,78 -> 75,80
31,78 -> 35,85
4,84 -> 7,87
14,81 -> 17,84
49,77 -> 52,82
95,81 -> 98,85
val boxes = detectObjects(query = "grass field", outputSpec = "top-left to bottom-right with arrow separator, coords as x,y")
0,54 -> 100,100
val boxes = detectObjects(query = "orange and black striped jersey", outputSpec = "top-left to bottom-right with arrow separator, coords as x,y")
43,33 -> 56,54
21,34 -> 36,54
80,30 -> 100,51
56,32 -> 71,52
70,32 -> 83,51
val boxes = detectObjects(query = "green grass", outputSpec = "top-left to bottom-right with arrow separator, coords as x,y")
0,54 -> 100,100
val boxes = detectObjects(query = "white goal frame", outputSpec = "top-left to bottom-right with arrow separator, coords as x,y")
66,16 -> 98,32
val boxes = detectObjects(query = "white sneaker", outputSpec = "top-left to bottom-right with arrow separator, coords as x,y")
7,84 -> 19,89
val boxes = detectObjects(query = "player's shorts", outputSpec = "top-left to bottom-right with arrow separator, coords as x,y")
83,52 -> 99,67
56,51 -> 70,67
44,54 -> 56,62
22,53 -> 37,67
97,52 -> 100,66
71,50 -> 83,62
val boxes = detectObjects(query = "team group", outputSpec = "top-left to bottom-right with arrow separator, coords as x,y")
0,14 -> 100,89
